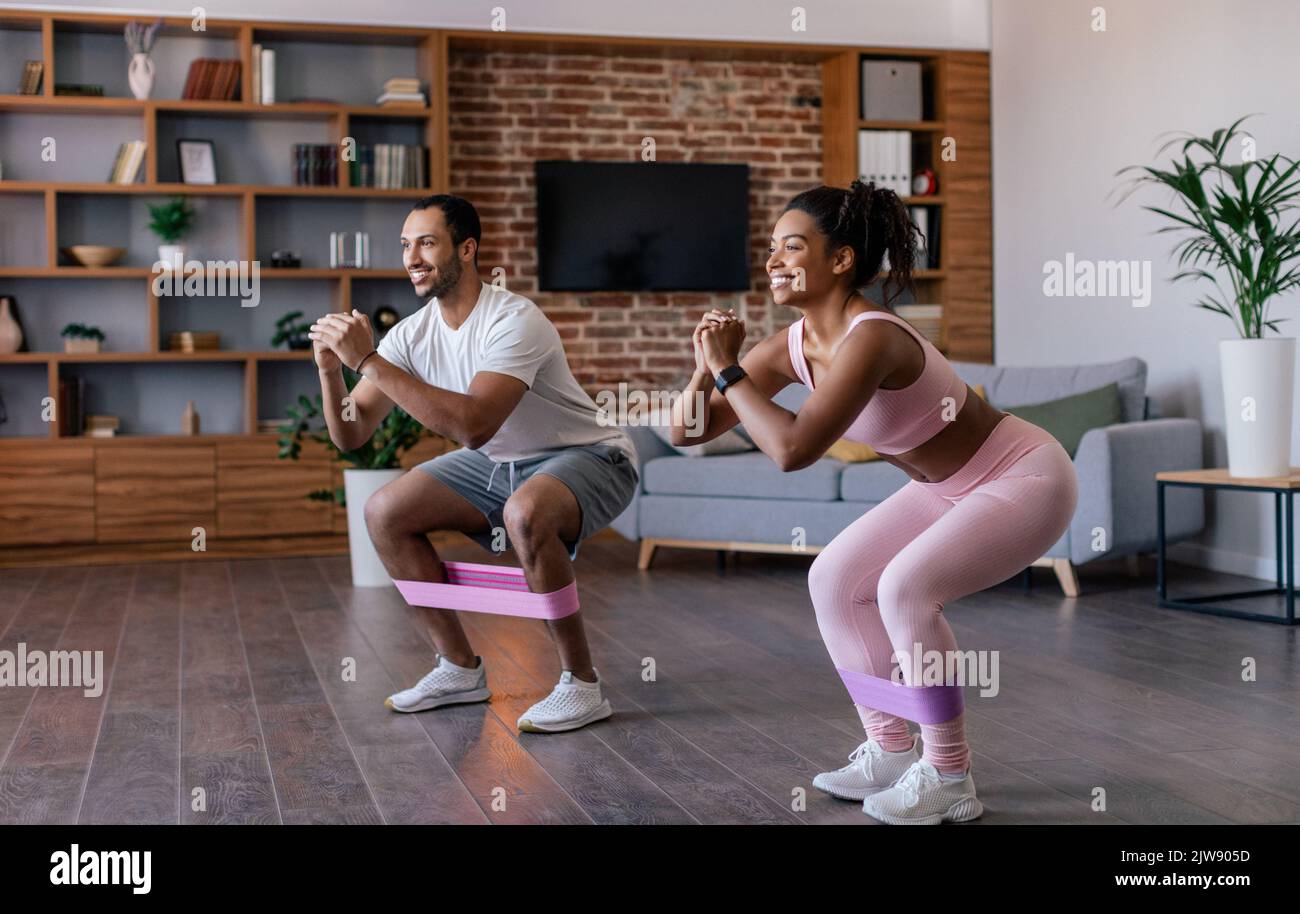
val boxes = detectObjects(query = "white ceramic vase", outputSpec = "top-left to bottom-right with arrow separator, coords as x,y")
1219,336 -> 1296,477
343,467 -> 404,587
128,52 -> 155,100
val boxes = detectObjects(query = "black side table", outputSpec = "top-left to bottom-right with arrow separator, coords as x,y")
1156,467 -> 1297,625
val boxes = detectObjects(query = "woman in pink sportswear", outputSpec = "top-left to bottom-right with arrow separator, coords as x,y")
670,179 -> 1078,824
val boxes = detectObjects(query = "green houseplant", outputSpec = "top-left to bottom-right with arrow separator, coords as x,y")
61,322 -> 106,353
278,379 -> 432,586
1117,117 -> 1300,477
270,311 -> 313,350
148,196 -> 195,269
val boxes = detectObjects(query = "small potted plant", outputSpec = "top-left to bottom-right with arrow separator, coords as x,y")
271,311 -> 313,350
148,196 -> 195,270
61,322 -> 105,353
278,387 -> 432,586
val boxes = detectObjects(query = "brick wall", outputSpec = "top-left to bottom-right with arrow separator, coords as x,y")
447,50 -> 822,390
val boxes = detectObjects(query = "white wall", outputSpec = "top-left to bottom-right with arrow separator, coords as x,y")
11,0 -> 990,50
992,0 -> 1300,580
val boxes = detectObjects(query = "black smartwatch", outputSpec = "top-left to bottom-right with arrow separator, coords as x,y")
714,363 -> 747,395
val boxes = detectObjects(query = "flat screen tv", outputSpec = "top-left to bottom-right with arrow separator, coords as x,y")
535,160 -> 750,292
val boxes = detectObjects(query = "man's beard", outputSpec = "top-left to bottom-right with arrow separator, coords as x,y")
425,255 -> 463,299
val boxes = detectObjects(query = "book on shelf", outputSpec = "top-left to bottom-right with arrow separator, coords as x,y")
54,83 -> 103,96
293,144 -> 340,186
894,304 -> 943,345
383,77 -> 421,93
260,48 -> 276,104
907,205 -> 940,269
108,141 -> 147,184
251,43 -> 261,104
167,331 -> 221,352
257,418 -> 289,434
57,376 -> 85,437
85,414 -> 120,437
376,91 -> 427,107
18,60 -> 44,95
181,58 -> 242,100
858,129 -> 912,197
349,143 -> 426,188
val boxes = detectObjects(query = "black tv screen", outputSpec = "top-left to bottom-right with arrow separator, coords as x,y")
535,161 -> 750,292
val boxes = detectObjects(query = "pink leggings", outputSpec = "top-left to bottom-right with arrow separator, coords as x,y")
809,413 -> 1078,774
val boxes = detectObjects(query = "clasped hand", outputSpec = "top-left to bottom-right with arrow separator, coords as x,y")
693,308 -> 746,375
309,310 -> 374,371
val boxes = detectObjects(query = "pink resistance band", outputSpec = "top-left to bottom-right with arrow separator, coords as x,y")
394,562 -> 580,620
837,668 -> 964,724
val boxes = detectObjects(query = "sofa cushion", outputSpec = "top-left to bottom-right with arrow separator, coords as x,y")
1000,382 -> 1123,458
952,356 -> 1146,424
839,460 -> 915,502
641,452 -> 843,501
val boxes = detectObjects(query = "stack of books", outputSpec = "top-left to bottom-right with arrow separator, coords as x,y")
108,141 -> 147,184
167,331 -> 220,352
85,414 -> 120,438
181,58 -> 242,100
858,129 -> 913,197
350,144 -> 427,188
894,305 -> 943,346
258,417 -> 289,435
376,77 -> 425,107
17,60 -> 43,95
293,145 -> 339,186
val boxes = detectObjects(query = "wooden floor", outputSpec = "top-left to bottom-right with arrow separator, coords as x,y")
0,537 -> 1297,824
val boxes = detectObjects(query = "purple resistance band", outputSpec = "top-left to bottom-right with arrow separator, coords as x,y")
837,668 -> 965,724
394,562 -> 579,621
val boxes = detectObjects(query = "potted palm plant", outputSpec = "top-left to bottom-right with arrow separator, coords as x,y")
278,386 -> 431,586
1119,117 -> 1300,477
148,196 -> 195,270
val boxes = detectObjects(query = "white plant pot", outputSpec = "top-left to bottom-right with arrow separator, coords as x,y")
1219,336 -> 1296,477
157,244 -> 186,270
343,467 -> 404,587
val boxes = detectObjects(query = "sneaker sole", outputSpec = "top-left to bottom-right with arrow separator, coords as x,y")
811,778 -> 897,801
384,686 -> 492,713
517,699 -> 612,733
862,795 -> 984,825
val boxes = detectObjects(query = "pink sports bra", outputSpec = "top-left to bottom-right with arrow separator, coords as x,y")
786,310 -> 968,455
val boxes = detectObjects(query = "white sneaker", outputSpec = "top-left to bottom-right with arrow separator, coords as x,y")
812,735 -> 921,800
861,758 -> 984,825
384,655 -> 491,713
517,669 -> 612,733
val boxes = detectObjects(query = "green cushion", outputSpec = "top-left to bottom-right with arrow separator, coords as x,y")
999,382 -> 1123,459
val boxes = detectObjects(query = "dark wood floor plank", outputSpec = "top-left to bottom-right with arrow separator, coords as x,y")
79,563 -> 182,823
277,558 -> 488,825
315,554 -> 589,824
227,559 -> 380,821
0,566 -> 131,824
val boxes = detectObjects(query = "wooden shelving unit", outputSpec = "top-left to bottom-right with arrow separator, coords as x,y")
0,10 -> 990,565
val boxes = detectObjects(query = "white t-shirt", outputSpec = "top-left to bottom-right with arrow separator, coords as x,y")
376,281 -> 635,464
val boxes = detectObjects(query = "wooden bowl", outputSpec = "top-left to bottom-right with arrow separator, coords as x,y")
62,245 -> 126,267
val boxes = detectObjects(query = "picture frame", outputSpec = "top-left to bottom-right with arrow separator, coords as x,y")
177,138 -> 217,184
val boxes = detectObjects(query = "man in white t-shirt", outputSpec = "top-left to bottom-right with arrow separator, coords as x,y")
309,195 -> 637,733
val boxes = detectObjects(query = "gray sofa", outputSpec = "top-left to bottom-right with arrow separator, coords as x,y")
609,356 -> 1206,595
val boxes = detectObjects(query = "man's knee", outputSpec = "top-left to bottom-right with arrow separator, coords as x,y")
363,483 -> 404,541
502,494 -> 556,552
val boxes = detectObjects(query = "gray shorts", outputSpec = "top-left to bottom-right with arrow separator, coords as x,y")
417,442 -> 639,561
